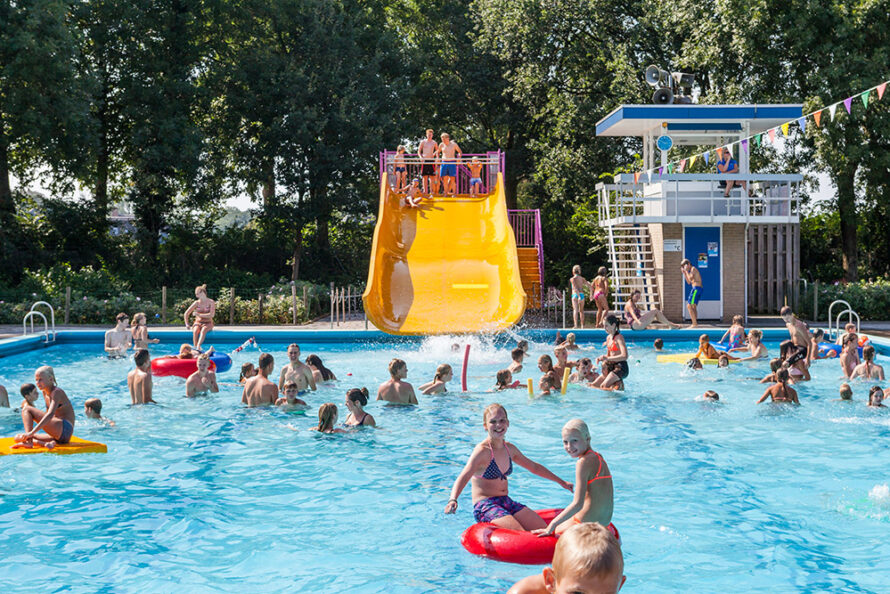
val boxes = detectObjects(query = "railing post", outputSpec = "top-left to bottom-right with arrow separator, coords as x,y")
258,293 -> 264,325
162,286 -> 167,324
229,287 -> 235,325
291,284 -> 298,325
64,286 -> 71,325
814,280 -> 819,323
562,289 -> 566,328
303,286 -> 309,316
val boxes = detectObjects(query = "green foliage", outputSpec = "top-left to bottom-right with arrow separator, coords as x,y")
801,279 -> 890,321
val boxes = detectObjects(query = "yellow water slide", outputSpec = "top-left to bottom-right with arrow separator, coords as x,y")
363,173 -> 527,335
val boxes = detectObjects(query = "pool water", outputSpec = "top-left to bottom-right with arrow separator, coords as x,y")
1,335 -> 890,592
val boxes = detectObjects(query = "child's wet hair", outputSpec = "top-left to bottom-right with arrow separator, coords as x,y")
538,354 -> 554,371
686,358 -> 702,370
284,382 -> 299,392
579,357 -> 592,367
704,390 -> 719,400
769,358 -> 782,372
749,329 -> 763,340
699,334 -> 710,343
20,383 -> 36,397
495,369 -> 512,387
562,418 -> 590,440
347,387 -> 369,406
85,398 -> 102,413
316,403 -> 338,432
388,358 -> 406,375
540,375 -> 554,389
517,340 -> 529,351
134,349 -> 150,367
811,328 -> 823,340
258,352 -> 274,370
239,362 -> 255,381
551,522 -> 624,583
732,315 -> 744,326
565,332 -> 576,343
306,354 -> 335,381
511,347 -> 524,362
653,338 -> 664,349
434,364 -> 452,381
839,383 -> 853,400
776,367 -> 790,383
863,345 -> 875,361
868,386 -> 884,405
483,403 -> 507,424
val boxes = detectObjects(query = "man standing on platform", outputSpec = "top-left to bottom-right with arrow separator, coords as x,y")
418,129 -> 439,195
681,259 -> 702,328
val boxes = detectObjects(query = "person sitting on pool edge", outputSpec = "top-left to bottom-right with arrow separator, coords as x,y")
84,398 -> 114,426
532,419 -> 617,539
623,289 -> 680,330
757,368 -> 799,405
242,353 -> 279,407
443,403 -> 571,530
377,358 -> 418,405
419,364 -> 452,395
278,343 -> 317,395
185,354 -> 219,398
128,349 -> 156,405
276,382 -> 308,410
13,367 -> 75,449
508,522 -> 626,594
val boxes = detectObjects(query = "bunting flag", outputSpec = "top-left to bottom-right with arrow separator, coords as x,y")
843,96 -> 853,114
658,167 -> 663,175
861,90 -> 870,108
690,155 -> 697,168
715,147 -> 724,160
768,128 -> 776,143
679,159 -> 687,173
781,122 -> 790,137
741,138 -> 749,153
797,117 -> 807,133
829,103 -> 838,120
755,133 -> 762,147
633,172 -> 641,184
704,151 -> 710,165
879,82 -> 887,100
667,163 -> 674,174
814,110 -> 823,127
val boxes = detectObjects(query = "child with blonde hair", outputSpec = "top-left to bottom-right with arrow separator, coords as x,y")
467,156 -> 484,197
312,403 -> 347,433
508,522 -> 626,594
719,315 -> 747,351
569,266 -> 592,329
393,145 -> 408,190
419,364 -> 452,395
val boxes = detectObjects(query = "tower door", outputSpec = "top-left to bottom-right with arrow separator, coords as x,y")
683,226 -> 722,320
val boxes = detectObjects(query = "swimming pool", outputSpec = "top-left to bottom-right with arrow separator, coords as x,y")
1,330 -> 889,592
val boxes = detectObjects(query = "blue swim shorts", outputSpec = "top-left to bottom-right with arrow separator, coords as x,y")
469,177 -> 482,186
58,419 -> 74,444
439,162 -> 456,177
473,495 -> 528,523
687,286 -> 701,306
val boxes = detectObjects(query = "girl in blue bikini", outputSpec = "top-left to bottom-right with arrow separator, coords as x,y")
444,403 -> 571,531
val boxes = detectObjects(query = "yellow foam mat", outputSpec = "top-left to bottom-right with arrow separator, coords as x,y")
657,353 -> 741,365
0,436 -> 107,456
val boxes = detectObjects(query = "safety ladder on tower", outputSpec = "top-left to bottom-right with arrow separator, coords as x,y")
606,224 -> 660,315
22,301 -> 57,344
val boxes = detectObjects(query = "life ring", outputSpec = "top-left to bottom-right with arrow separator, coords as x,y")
859,335 -> 871,347
460,508 -> 619,565
151,352 -> 233,378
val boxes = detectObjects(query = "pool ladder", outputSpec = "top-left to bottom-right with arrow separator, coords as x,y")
826,299 -> 860,341
22,301 -> 57,343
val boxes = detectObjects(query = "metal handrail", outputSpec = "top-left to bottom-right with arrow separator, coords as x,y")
22,311 -> 52,343
827,299 -> 852,339
25,301 -> 56,342
834,309 -> 860,339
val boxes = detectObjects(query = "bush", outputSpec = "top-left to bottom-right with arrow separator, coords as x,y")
800,279 -> 890,321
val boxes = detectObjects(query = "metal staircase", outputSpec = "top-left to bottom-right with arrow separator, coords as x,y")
606,225 -> 660,314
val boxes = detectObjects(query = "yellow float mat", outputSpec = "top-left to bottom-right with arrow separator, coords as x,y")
657,353 -> 741,365
0,436 -> 107,456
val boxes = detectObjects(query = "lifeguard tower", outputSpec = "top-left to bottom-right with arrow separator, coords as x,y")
595,103 -> 803,323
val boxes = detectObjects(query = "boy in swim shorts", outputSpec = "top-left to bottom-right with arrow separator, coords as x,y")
681,259 -> 702,328
276,382 -> 308,409
467,156 -> 484,197
508,522 -> 626,594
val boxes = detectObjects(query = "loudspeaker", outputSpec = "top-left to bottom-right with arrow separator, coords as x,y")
645,65 -> 669,87
652,88 -> 674,104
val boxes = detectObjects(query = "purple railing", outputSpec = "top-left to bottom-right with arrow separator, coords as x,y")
379,150 -> 504,196
507,208 -> 545,293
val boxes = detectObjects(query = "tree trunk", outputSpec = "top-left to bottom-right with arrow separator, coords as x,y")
503,130 -> 518,209
94,90 -> 110,216
836,165 -> 859,282
292,226 -> 302,282
262,158 -> 275,210
0,129 -> 13,220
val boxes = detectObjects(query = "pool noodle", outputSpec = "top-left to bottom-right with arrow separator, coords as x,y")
527,378 -> 534,396
560,367 -> 570,395
461,345 -> 470,392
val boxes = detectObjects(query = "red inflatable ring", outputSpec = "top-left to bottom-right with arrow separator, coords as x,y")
460,508 -> 620,565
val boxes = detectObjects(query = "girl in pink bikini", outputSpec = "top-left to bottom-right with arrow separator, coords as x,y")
184,284 -> 216,351
591,267 -> 610,328
532,419 -> 619,541
444,404 -> 571,531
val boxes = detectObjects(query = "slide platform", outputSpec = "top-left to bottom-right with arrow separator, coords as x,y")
0,436 -> 107,455
363,173 -> 526,335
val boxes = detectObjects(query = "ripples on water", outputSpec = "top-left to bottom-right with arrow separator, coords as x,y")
1,337 -> 889,592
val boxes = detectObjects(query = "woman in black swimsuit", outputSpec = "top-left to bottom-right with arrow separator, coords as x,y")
344,387 -> 376,427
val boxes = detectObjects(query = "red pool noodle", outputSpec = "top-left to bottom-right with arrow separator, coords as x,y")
462,345 -> 471,391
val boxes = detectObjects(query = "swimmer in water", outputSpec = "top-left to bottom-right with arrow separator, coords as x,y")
276,382 -> 308,410
376,358 -> 418,405
131,312 -> 160,349
759,358 -> 784,384
570,358 -> 598,383
716,354 -> 730,368
756,368 -> 799,404
696,334 -> 738,361
517,340 -> 529,355
850,345 -> 884,380
313,403 -> 347,433
836,383 -> 853,402
553,346 -> 578,382
104,312 -> 132,358
344,387 -> 375,427
279,344 -> 317,394
239,362 -> 256,384
589,361 -> 624,391
531,419 -> 616,538
718,315 -> 747,351
835,322 -> 858,345
443,403 -> 571,530
419,363 -> 452,395
508,522 -> 625,594
779,340 -> 810,382
242,353 -> 278,407
739,328 -> 768,361
84,398 -> 114,426
306,354 -> 337,384
128,349 -> 156,404
537,355 -> 560,391
653,338 -> 664,351
560,333 -> 581,352
185,354 -> 219,398
508,347 -> 526,375
839,334 -> 860,379
538,375 -> 555,396
703,390 -> 719,401
687,358 -> 703,371
867,386 -> 887,408
809,329 -> 835,361
494,369 -> 519,391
